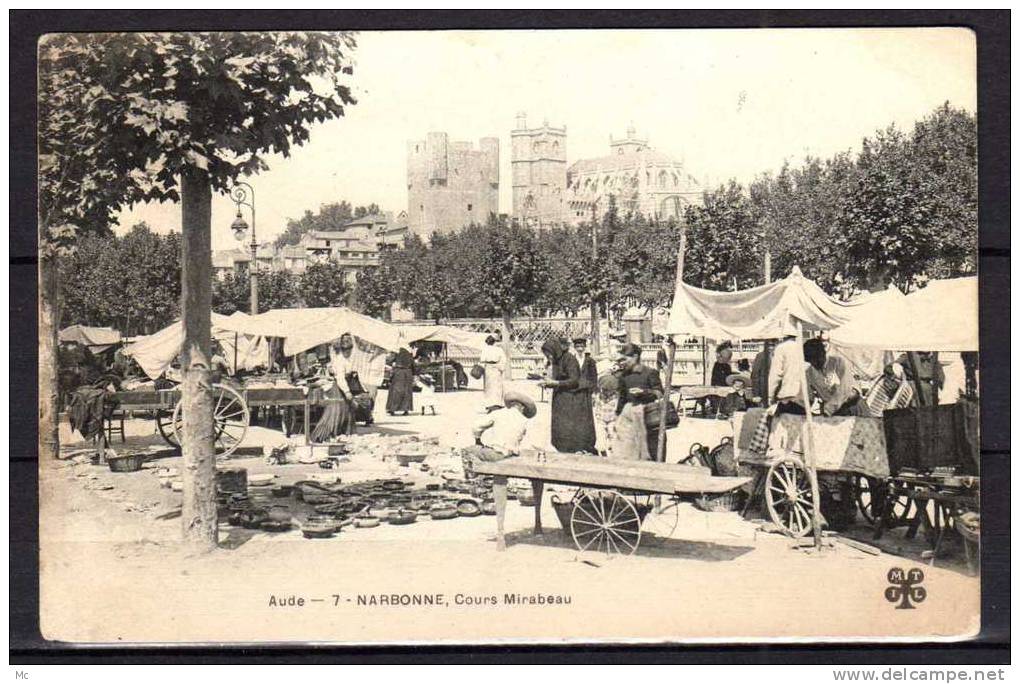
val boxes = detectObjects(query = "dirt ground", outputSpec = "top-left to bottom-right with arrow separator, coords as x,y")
40,381 -> 980,645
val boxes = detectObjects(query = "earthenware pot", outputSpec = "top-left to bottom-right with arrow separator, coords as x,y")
268,505 -> 291,523
355,515 -> 381,528
480,499 -> 497,516
456,499 -> 482,517
388,510 -> 417,525
429,504 -> 458,520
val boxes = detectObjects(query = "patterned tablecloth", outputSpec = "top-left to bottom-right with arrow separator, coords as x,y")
732,409 -> 890,479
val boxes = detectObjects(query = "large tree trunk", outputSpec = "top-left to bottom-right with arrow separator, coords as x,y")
180,166 -> 218,554
39,253 -> 61,460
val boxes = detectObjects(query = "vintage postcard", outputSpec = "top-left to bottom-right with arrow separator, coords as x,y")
38,27 -> 980,645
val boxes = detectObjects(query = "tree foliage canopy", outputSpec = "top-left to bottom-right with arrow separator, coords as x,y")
39,31 -> 358,248
274,201 -> 382,247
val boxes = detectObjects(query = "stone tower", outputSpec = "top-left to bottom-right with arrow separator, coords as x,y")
407,132 -> 499,238
511,112 -> 567,228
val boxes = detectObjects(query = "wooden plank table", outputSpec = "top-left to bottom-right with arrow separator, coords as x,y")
470,453 -> 750,551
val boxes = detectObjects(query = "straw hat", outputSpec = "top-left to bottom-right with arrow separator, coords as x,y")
725,373 -> 751,388
504,391 -> 537,419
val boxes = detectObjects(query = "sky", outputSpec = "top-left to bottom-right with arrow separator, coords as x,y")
113,28 -> 977,250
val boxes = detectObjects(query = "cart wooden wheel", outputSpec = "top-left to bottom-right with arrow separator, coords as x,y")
765,458 -> 815,538
569,489 -> 642,555
860,477 -> 906,525
629,493 -> 680,544
155,409 -> 180,448
170,383 -> 250,457
853,475 -> 908,525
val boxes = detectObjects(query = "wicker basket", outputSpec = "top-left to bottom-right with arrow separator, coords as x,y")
694,490 -> 743,513
107,452 -> 146,473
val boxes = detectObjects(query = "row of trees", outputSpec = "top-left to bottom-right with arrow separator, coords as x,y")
59,222 -> 356,333
361,103 -> 976,322
59,104 -> 977,338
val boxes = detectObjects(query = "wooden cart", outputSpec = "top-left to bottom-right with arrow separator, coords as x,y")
469,453 -> 750,555
733,410 -> 892,538
111,384 -> 307,456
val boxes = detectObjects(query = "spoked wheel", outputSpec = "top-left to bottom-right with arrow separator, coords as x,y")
853,475 -> 904,525
629,493 -> 680,545
171,383 -> 250,458
765,458 -> 815,538
156,409 -> 181,448
569,489 -> 643,555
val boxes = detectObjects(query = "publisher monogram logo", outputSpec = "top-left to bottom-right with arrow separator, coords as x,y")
885,567 -> 926,609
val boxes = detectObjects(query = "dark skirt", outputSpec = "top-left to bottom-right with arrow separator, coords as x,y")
311,384 -> 355,442
550,389 -> 597,454
386,367 -> 415,413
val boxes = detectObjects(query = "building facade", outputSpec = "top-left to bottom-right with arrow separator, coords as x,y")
406,132 -> 499,238
511,113 -> 567,229
564,126 -> 702,224
211,211 -> 410,285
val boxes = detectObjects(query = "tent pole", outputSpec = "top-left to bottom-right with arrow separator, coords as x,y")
656,228 -> 687,464
701,337 -> 707,385
234,332 -> 238,375
655,340 -> 676,463
795,319 -> 823,550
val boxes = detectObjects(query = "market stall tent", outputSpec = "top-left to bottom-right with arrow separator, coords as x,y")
122,312 -> 267,379
397,324 -> 488,356
59,325 -> 122,353
826,285 -> 906,381
828,277 -> 978,353
664,266 -> 860,340
216,307 -> 401,357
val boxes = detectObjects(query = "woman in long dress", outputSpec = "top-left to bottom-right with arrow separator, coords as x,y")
540,337 -> 597,454
311,336 -> 358,441
479,335 -> 507,412
386,347 -> 416,415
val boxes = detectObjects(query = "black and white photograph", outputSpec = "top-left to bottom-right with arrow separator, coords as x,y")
20,18 -> 999,652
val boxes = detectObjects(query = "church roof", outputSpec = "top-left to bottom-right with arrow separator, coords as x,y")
567,148 -> 682,176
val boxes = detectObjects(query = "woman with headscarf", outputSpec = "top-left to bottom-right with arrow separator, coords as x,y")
479,334 -> 508,412
539,337 -> 597,454
385,346 -> 416,416
311,335 -> 357,441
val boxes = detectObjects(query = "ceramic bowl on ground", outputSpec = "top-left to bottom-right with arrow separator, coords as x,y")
107,452 -> 146,473
456,499 -> 482,517
516,490 -> 536,507
268,505 -> 291,523
261,520 -> 293,532
429,504 -> 458,521
248,473 -> 276,487
480,499 -> 497,515
387,510 -> 417,525
355,515 -> 381,528
395,453 -> 427,467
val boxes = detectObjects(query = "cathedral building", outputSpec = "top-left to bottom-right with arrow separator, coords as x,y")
510,116 -> 701,227
510,113 -> 567,229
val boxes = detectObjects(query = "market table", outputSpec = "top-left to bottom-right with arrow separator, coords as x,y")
469,452 -> 750,553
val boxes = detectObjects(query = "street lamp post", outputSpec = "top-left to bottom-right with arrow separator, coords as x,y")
229,182 -> 258,315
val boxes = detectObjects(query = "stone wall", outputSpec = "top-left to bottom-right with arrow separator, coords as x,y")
407,132 -> 499,238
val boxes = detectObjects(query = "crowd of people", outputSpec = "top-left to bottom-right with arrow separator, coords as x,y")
467,328 -> 938,466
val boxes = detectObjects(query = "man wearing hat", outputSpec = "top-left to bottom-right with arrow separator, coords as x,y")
467,390 -> 537,462
718,372 -> 751,418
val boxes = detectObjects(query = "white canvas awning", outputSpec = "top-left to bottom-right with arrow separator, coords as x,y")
59,325 -> 122,353
122,313 -> 268,379
664,266 -> 859,340
828,276 -> 978,353
397,324 -> 489,355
